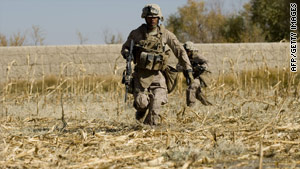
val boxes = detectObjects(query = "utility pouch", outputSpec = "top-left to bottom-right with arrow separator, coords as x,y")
152,55 -> 163,70
163,65 -> 178,93
139,52 -> 153,70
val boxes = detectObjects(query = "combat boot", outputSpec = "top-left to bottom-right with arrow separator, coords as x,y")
143,111 -> 161,126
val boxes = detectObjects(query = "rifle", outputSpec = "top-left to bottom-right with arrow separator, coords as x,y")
193,64 -> 210,87
188,62 -> 212,105
183,63 -> 210,86
183,59 -> 209,86
122,39 -> 134,103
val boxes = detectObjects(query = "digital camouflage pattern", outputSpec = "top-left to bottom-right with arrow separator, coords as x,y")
141,4 -> 164,21
183,41 -> 198,51
121,4 -> 192,125
180,41 -> 212,107
178,53 -> 211,107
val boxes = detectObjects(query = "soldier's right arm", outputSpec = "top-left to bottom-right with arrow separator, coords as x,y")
121,31 -> 135,58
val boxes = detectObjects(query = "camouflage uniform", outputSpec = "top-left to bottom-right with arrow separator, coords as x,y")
178,41 -> 211,107
121,4 -> 192,125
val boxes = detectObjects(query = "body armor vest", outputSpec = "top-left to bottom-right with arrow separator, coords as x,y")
134,26 -> 170,71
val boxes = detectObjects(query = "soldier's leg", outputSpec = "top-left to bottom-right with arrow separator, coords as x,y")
195,76 -> 212,106
186,78 -> 201,107
133,90 -> 149,121
196,86 -> 212,106
144,87 -> 168,125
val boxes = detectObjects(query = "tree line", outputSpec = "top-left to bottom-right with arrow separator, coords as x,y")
0,26 -> 123,46
0,25 -> 45,46
166,0 -> 299,43
1,0 -> 299,46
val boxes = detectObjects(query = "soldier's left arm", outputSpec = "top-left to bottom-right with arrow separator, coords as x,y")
164,30 -> 192,70
176,64 -> 184,72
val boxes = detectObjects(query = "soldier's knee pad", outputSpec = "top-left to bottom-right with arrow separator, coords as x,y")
135,93 -> 149,109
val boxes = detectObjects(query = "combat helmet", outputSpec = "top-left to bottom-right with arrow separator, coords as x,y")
141,4 -> 164,21
183,41 -> 198,51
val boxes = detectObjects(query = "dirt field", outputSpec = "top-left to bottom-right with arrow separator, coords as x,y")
1,71 -> 300,169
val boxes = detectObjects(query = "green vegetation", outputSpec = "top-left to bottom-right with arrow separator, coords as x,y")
250,0 -> 296,42
2,0 -> 298,46
166,0 -> 300,43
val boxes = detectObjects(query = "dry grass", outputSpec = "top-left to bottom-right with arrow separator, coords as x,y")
1,74 -> 121,96
1,56 -> 300,168
219,67 -> 300,90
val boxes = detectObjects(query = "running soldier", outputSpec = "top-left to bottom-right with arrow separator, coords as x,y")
180,41 -> 212,107
121,4 -> 193,125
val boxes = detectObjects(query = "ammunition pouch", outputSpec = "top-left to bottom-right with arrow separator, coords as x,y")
133,28 -> 170,71
137,51 -> 165,70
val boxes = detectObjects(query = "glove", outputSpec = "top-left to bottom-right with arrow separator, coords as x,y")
184,69 -> 194,85
201,63 -> 208,70
122,49 -> 129,59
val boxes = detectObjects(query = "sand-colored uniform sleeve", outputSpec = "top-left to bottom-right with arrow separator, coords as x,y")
163,30 -> 192,70
121,25 -> 145,57
193,53 -> 207,64
121,31 -> 134,57
192,53 -> 208,69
